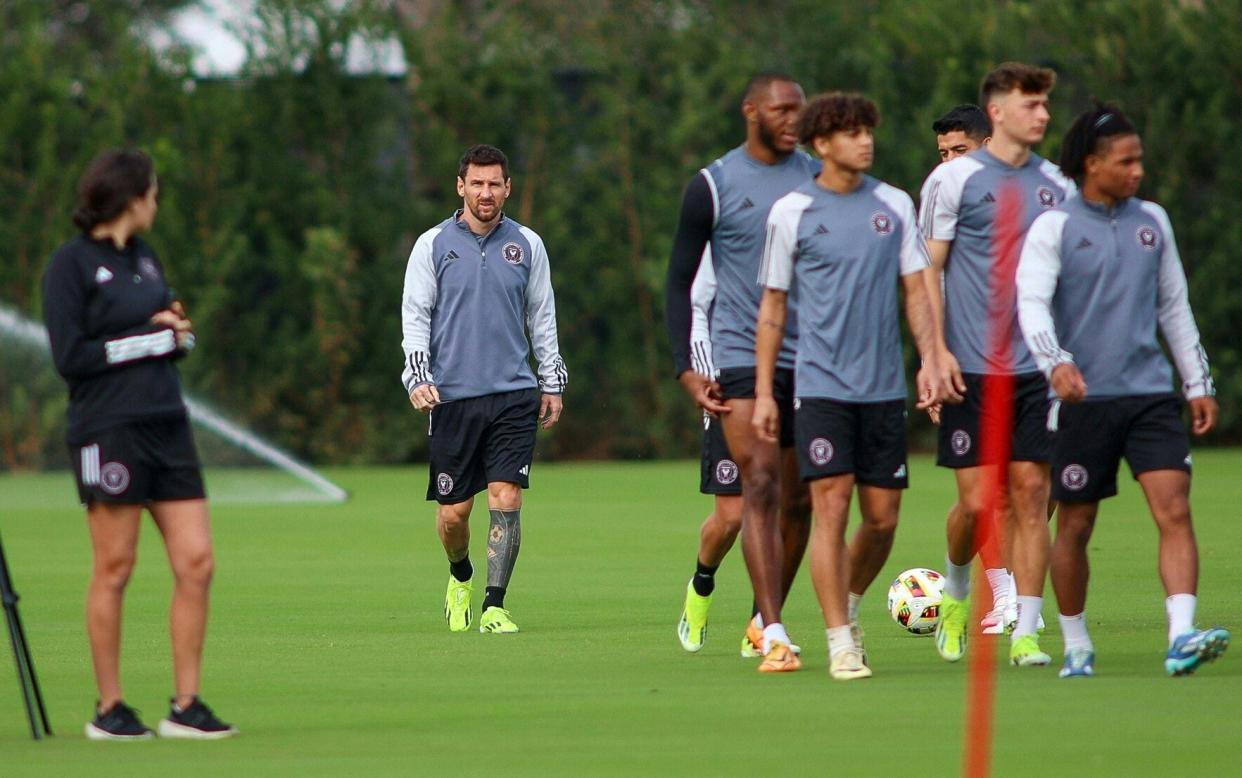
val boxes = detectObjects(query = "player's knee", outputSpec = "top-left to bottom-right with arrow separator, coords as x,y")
93,552 -> 136,592
1152,498 -> 1193,533
864,510 -> 899,537
1010,469 -> 1051,511
437,503 -> 471,530
743,470 -> 780,512
958,494 -> 987,524
487,482 -> 522,511
174,548 -> 215,588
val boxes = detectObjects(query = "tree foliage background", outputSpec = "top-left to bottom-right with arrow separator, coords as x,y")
2,0 -> 1240,467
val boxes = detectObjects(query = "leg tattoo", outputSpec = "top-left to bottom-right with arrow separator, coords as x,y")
487,509 -> 522,590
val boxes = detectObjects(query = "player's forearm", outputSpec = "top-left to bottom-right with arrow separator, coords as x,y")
902,272 -> 940,362
754,289 -> 787,398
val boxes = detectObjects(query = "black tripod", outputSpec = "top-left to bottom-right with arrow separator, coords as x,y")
0,531 -> 52,739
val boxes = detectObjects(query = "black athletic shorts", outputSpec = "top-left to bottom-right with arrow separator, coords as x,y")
794,398 -> 909,488
716,367 -> 796,448
700,413 -> 742,496
1050,394 -> 1191,503
70,416 -> 205,505
427,388 -> 541,504
937,372 -> 1052,468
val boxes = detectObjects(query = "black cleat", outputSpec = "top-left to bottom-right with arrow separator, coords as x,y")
157,697 -> 239,740
85,701 -> 155,741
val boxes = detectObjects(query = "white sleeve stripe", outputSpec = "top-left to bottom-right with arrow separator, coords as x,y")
921,179 -> 940,239
104,329 -> 176,364
700,169 -> 720,229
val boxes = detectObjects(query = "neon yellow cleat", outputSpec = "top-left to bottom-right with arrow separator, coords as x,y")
677,580 -> 712,653
1010,634 -> 1052,666
936,592 -> 969,662
479,606 -> 520,634
444,575 -> 473,632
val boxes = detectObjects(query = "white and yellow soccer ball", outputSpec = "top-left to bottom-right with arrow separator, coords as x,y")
887,568 -> 944,635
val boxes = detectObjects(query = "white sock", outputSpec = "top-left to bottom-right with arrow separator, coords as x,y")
985,568 -> 1010,606
753,613 -> 764,629
1007,573 -> 1018,608
847,592 -> 863,624
1166,593 -> 1197,644
826,625 -> 854,658
1058,612 -> 1093,653
1012,595 -> 1043,638
944,557 -> 972,601
762,622 -> 790,654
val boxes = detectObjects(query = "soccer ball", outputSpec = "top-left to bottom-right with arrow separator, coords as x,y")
887,568 -> 944,635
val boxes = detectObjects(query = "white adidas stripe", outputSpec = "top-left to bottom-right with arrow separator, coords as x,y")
81,444 -> 100,485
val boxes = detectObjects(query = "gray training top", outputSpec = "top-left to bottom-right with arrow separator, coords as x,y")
919,148 -> 1076,375
401,212 -> 568,402
760,176 -> 930,402
1016,196 -> 1213,400
702,146 -> 820,371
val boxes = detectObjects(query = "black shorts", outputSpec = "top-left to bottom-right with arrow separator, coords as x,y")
717,367 -> 796,448
1051,394 -> 1190,503
70,416 -> 205,505
700,413 -> 742,496
794,398 -> 909,488
427,388 -> 541,504
937,372 -> 1052,468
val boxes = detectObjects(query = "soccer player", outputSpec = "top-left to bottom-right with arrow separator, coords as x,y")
665,73 -> 818,671
933,104 -> 992,162
919,62 -> 1076,667
43,149 -> 237,740
401,144 -> 567,635
675,248 -> 745,653
924,104 -> 1018,634
1017,103 -> 1229,678
754,91 -> 960,679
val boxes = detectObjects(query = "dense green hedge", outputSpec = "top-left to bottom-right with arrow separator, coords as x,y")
3,0 -> 1239,467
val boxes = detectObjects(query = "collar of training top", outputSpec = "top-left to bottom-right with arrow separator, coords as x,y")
452,208 -> 507,237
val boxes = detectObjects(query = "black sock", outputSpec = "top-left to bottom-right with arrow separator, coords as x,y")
692,560 -> 719,597
483,586 -> 506,610
449,556 -> 473,582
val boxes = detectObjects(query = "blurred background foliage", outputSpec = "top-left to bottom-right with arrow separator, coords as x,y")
2,0 -> 1239,467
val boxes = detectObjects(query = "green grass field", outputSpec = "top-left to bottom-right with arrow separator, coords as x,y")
1,453 -> 1238,776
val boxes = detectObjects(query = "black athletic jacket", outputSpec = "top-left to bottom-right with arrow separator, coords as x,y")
42,235 -> 187,444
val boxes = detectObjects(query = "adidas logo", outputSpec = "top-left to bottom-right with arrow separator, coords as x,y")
95,266 -> 114,284
1076,237 -> 1093,249
979,192 -> 996,203
443,249 -> 460,262
814,224 -> 829,235
893,464 -> 907,478
740,198 -> 755,209
519,464 -> 530,476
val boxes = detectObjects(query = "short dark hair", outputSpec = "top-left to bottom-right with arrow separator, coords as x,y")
797,92 -> 879,145
742,71 -> 799,104
931,104 -> 991,141
457,144 -> 510,180
1058,102 -> 1138,181
979,62 -> 1056,106
72,149 -> 155,232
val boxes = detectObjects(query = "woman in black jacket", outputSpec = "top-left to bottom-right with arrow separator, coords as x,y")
42,149 -> 237,740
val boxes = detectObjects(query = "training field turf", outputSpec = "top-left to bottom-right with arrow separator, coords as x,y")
1,453 -> 1238,776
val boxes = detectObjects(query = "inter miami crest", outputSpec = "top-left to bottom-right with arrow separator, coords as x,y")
809,437 -> 834,467
715,459 -> 739,486
100,462 -> 131,495
437,472 -> 454,496
950,429 -> 972,456
1037,186 -> 1057,209
502,242 -> 524,265
1136,225 -> 1158,251
1060,464 -> 1088,491
871,212 -> 893,235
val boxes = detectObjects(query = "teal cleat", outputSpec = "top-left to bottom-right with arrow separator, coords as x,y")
1165,627 -> 1230,677
1059,648 -> 1095,678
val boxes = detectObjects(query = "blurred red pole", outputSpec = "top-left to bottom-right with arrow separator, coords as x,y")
963,181 -> 1023,778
